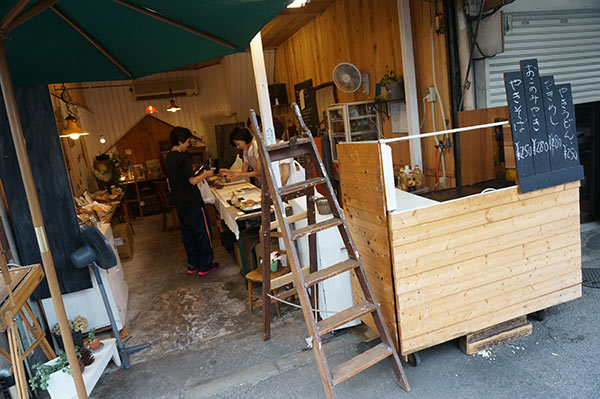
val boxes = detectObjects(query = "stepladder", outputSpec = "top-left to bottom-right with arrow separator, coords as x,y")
249,104 -> 410,398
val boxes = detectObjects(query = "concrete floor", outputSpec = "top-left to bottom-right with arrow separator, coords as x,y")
75,215 -> 600,399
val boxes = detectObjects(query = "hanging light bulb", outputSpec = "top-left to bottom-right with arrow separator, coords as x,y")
146,103 -> 158,114
99,135 -> 106,144
60,115 -> 90,140
166,98 -> 181,113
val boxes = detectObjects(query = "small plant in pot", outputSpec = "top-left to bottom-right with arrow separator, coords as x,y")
379,69 -> 405,101
87,328 -> 101,351
29,349 -> 86,391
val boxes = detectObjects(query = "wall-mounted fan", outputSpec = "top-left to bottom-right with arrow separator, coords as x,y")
332,62 -> 370,96
71,226 -> 150,369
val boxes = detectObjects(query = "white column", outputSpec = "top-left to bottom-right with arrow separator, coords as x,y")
397,0 -> 423,167
250,32 -> 276,145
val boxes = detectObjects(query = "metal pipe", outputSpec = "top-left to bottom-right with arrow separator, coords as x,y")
50,6 -> 133,78
113,0 -> 236,50
455,0 -> 475,110
0,39 -> 87,399
0,191 -> 20,264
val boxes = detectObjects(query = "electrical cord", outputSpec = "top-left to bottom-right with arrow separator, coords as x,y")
458,0 -> 486,112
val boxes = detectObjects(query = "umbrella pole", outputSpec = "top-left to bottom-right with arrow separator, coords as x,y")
0,41 -> 87,399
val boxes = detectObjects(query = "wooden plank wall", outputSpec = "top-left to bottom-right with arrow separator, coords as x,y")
337,142 -> 399,348
389,182 -> 582,354
457,106 -> 509,185
274,0 -> 455,187
113,115 -> 175,166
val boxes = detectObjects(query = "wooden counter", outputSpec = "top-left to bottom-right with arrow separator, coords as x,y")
338,142 -> 582,355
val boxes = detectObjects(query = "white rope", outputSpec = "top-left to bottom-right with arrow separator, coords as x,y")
378,120 -> 509,144
266,293 -> 339,315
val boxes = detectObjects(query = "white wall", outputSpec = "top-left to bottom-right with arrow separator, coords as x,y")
77,50 -> 275,160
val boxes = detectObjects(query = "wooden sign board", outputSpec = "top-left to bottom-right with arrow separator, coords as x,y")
504,59 -> 584,193
294,79 -> 318,134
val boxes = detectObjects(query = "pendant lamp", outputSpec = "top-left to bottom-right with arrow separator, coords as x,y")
60,115 -> 90,140
146,104 -> 158,114
166,99 -> 181,113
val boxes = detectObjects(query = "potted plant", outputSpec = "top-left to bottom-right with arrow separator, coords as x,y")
379,70 -> 405,101
29,350 -> 85,391
87,328 -> 101,351
52,315 -> 87,351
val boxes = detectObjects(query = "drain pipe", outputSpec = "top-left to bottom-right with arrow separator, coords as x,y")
455,0 -> 475,111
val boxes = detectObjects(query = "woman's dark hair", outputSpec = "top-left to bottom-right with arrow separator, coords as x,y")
229,126 -> 253,147
247,115 -> 261,129
273,117 -> 285,140
170,126 -> 192,146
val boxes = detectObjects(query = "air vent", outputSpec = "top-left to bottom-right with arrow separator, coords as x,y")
133,77 -> 197,101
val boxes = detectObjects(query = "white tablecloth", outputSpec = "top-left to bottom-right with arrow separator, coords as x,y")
211,181 -> 261,238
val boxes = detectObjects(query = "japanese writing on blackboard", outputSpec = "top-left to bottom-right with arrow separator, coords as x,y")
504,59 -> 583,193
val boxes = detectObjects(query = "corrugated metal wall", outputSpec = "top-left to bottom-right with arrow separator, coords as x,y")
486,9 -> 600,107
79,50 -> 275,159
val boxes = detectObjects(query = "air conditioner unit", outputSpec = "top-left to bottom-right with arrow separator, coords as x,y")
133,77 -> 197,101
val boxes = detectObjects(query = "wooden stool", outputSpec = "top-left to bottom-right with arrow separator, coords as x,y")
245,265 -> 291,317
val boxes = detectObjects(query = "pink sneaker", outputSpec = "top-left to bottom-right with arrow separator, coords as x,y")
198,263 -> 219,276
187,265 -> 199,275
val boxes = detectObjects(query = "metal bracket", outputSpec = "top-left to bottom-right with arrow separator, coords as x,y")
289,136 -> 298,150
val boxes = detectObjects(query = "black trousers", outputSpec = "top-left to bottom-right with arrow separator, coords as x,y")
177,205 -> 214,271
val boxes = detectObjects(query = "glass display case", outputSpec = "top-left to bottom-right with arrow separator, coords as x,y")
327,101 -> 382,162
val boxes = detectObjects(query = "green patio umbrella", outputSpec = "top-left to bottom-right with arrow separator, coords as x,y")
0,1 -> 289,397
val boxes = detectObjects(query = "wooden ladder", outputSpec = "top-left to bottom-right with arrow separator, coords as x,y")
250,105 -> 410,398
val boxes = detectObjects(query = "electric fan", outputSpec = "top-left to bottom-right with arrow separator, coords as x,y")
70,226 -> 150,369
332,62 -> 370,96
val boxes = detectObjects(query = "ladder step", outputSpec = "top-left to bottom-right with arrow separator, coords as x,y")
304,259 -> 358,288
279,177 -> 327,198
317,301 -> 376,336
331,343 -> 394,386
266,137 -> 312,151
291,218 -> 343,240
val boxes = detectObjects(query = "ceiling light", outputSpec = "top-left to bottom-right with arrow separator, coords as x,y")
146,103 -> 158,114
99,135 -> 106,144
60,115 -> 90,140
287,0 -> 309,8
167,99 -> 181,113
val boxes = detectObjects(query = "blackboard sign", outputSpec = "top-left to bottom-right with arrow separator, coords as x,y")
504,59 -> 584,193
294,79 -> 318,134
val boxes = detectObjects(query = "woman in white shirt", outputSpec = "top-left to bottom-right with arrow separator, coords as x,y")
219,126 -> 262,185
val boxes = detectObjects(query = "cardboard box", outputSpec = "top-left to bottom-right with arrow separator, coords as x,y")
112,223 -> 134,260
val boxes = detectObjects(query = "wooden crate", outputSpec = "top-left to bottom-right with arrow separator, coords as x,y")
338,142 -> 582,356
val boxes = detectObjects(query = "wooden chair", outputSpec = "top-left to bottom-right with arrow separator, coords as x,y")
245,262 -> 291,317
152,181 -> 178,231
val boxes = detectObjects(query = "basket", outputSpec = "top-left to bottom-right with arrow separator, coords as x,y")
316,198 -> 331,215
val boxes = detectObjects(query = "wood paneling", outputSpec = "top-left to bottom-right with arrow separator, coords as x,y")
113,115 -> 175,167
458,106 -> 509,185
77,51 -> 275,161
274,0 -> 455,187
337,142 -> 399,348
389,182 -> 582,354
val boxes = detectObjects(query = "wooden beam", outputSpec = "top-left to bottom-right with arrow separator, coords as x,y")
0,0 -> 29,31
6,0 -> 59,31
113,0 -> 236,50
